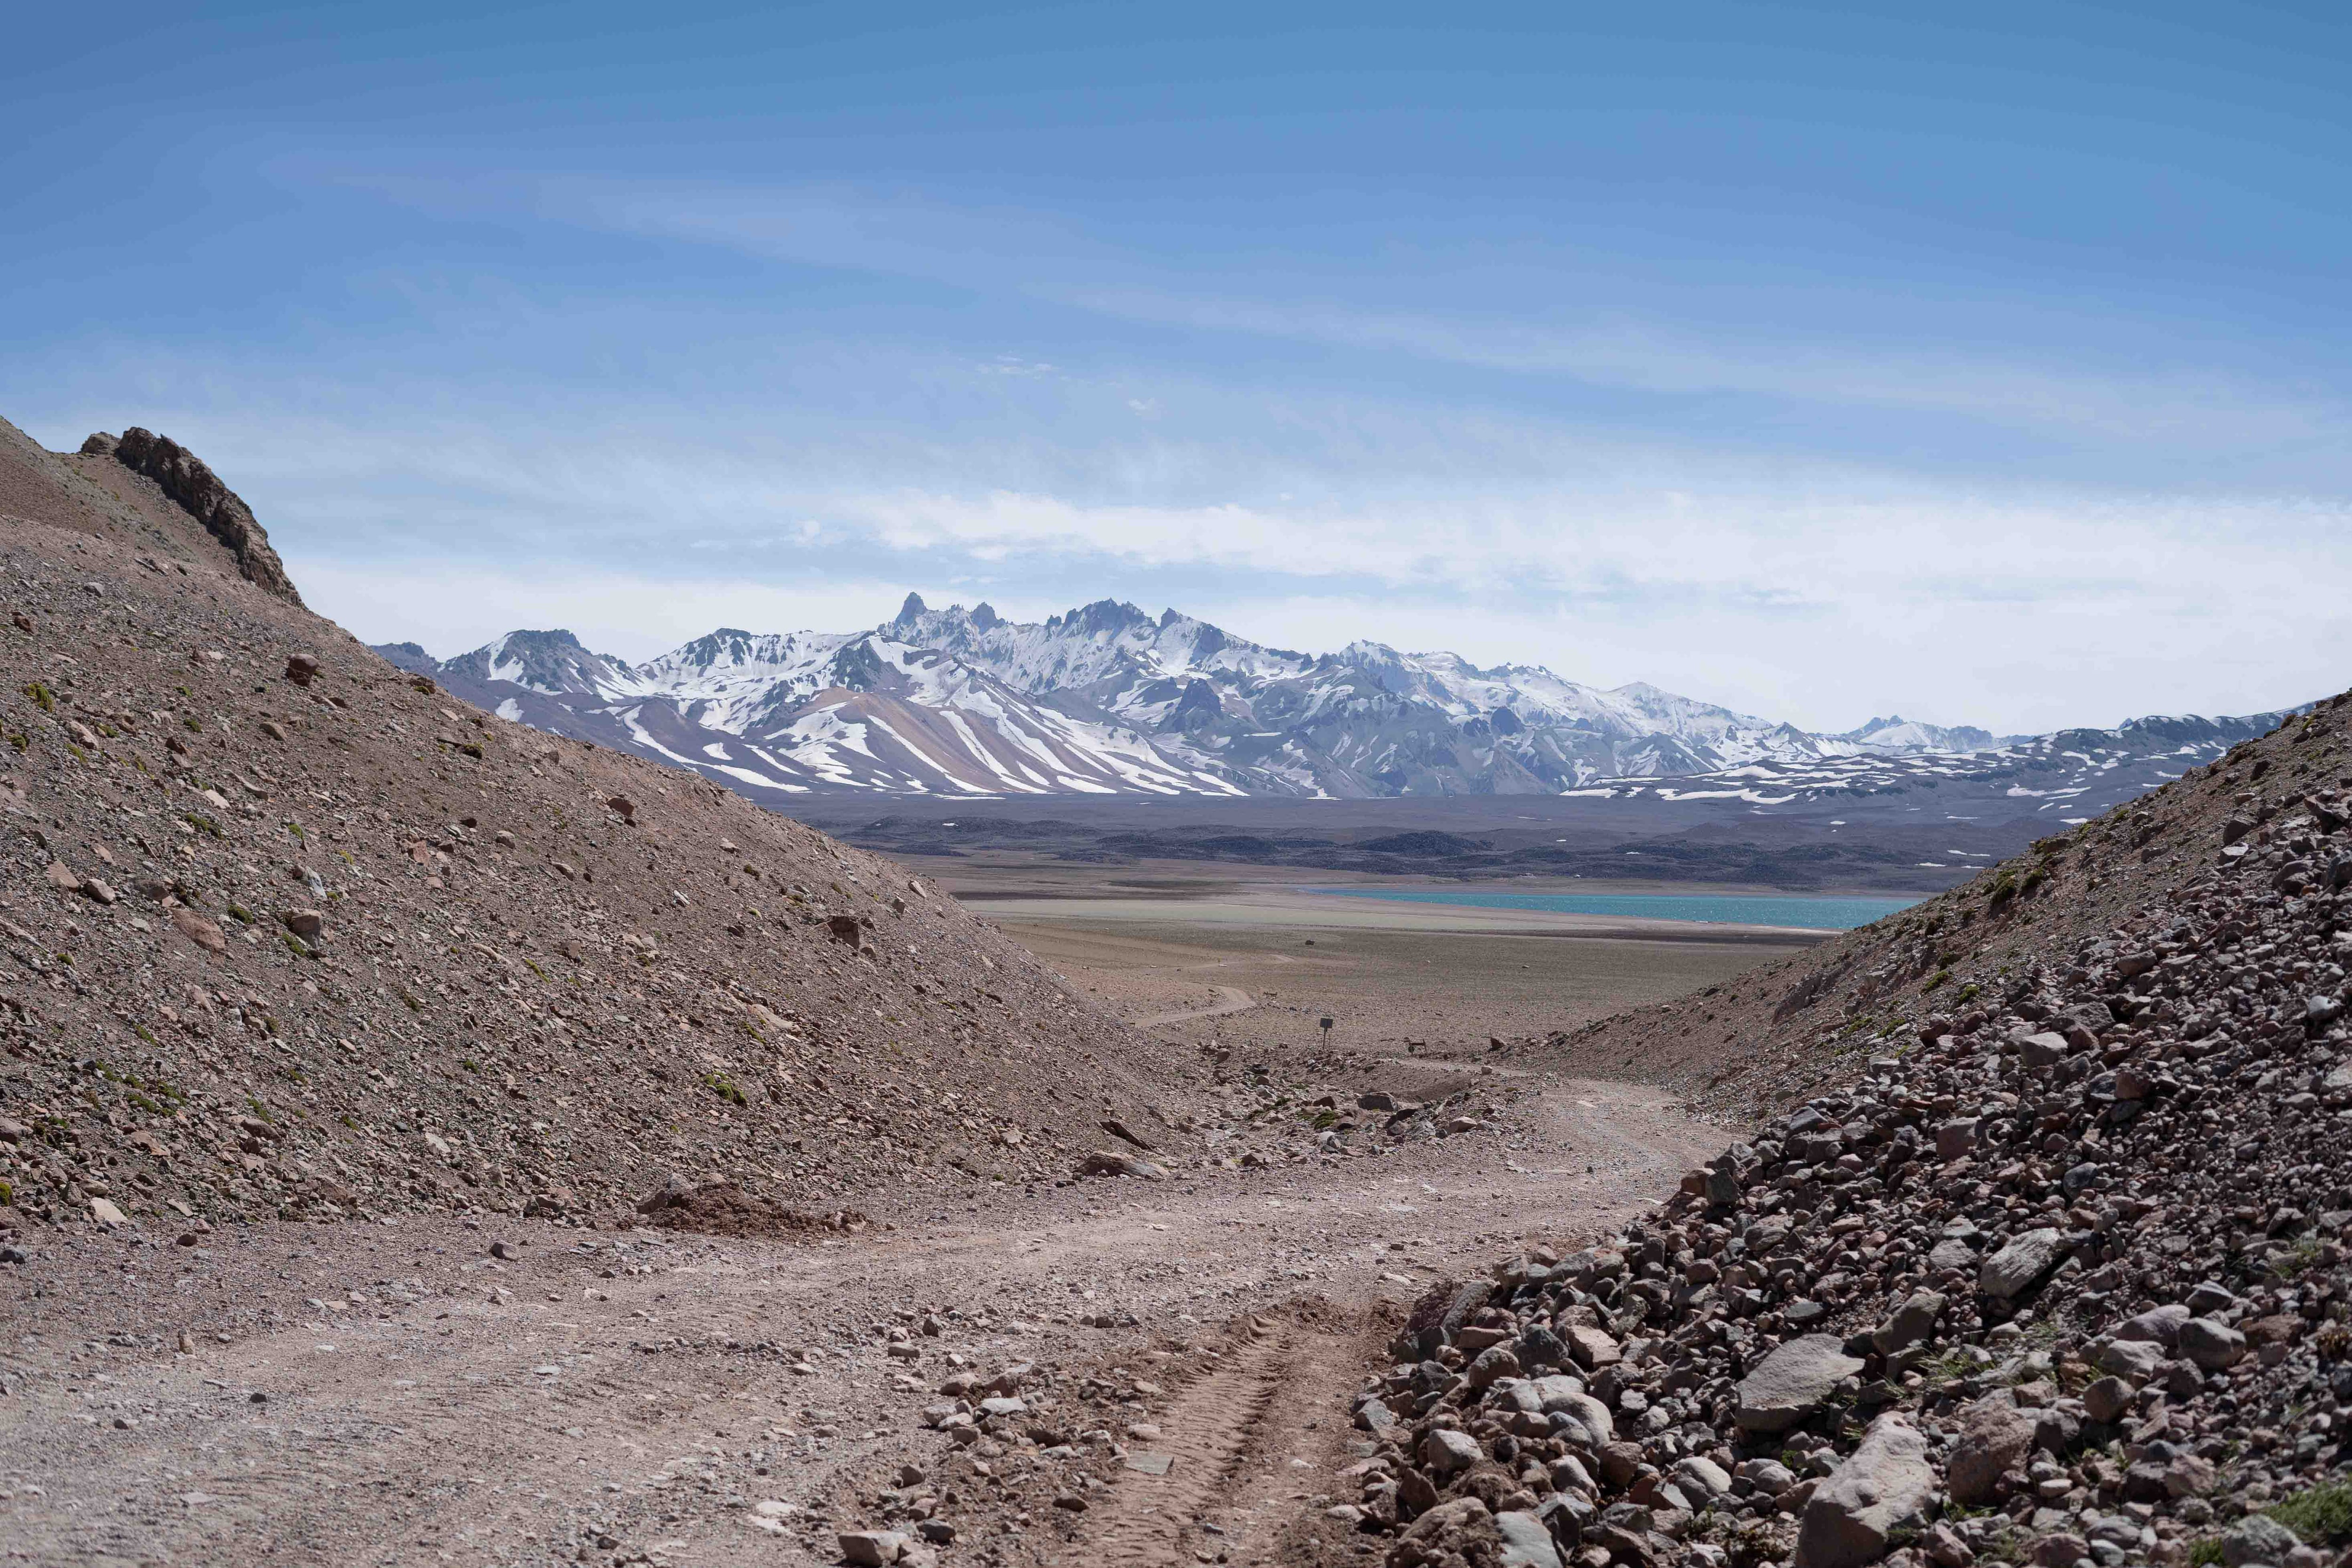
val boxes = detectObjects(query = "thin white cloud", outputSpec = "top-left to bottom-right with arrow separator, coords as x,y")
476,173 -> 2351,457
1065,290 -> 2348,452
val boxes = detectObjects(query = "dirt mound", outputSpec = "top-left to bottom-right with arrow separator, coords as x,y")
1347,700 -> 2352,1568
0,414 -> 1211,1242
634,1177 -> 869,1238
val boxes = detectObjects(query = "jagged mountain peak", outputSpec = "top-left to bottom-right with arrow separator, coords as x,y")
437,628 -> 636,699
1834,713 -> 2006,753
501,627 -> 588,651
1044,597 -> 1155,639
379,601 -> 2301,804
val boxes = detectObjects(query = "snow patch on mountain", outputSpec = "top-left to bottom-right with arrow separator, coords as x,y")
376,596 -> 2299,805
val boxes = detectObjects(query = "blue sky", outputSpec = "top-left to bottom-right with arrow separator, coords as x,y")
4,1 -> 2347,731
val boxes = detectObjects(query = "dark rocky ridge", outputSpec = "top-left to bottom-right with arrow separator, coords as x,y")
80,428 -> 302,605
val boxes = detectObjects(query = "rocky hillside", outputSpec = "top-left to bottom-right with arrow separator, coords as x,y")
1348,701 -> 2352,1566
0,416 -> 1207,1240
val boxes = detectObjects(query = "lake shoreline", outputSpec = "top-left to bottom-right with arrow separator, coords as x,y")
1302,884 -> 1921,932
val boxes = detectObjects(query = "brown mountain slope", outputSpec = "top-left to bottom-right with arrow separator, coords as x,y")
0,416 -> 1206,1238
1545,695 -> 2342,1113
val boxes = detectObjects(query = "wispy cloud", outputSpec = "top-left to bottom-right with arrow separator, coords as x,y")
469,172 -> 2352,462
1065,290 -> 2349,453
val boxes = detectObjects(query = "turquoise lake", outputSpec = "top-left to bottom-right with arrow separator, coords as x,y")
1309,888 -> 1921,931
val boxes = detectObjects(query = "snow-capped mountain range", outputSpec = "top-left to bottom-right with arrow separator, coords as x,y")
370,594 -> 2293,804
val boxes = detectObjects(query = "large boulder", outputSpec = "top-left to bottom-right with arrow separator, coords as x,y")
1736,1334 -> 1864,1433
1549,1391 -> 1614,1446
2221,1514 -> 2301,1568
1948,1394 -> 2036,1506
2096,1338 -> 2166,1379
2114,1303 -> 2190,1347
1672,1455 -> 1734,1500
1979,1228 -> 2069,1300
1795,1414 -> 1937,1568
1493,1509 -> 1565,1568
1467,1344 -> 1523,1390
2178,1316 -> 2248,1371
1392,1497 -> 1493,1568
1871,1289 -> 1947,1354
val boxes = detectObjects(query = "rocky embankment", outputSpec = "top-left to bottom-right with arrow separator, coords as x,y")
1344,707 -> 2352,1568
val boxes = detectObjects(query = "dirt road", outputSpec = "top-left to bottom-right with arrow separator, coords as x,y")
0,1072 -> 1717,1568
1127,985 -> 1258,1029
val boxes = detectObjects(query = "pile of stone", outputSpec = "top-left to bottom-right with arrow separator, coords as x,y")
1345,788 -> 2352,1568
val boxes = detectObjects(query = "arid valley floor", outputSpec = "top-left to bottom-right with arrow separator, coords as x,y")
0,873 -> 1822,1568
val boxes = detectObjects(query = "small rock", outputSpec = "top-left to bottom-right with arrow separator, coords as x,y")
1870,1289 -> 1946,1355
1564,1324 -> 1621,1370
172,907 -> 227,955
2165,1454 -> 2216,1497
2029,1534 -> 2089,1568
2019,1031 -> 2071,1069
1422,1428 -> 1483,1475
2184,1281 -> 2238,1316
1922,1522 -> 1975,1567
838,1530 -> 908,1566
2082,1375 -> 2135,1423
1077,1150 -> 1168,1180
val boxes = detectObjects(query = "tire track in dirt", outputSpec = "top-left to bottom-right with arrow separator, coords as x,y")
1084,1316 -> 1295,1565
